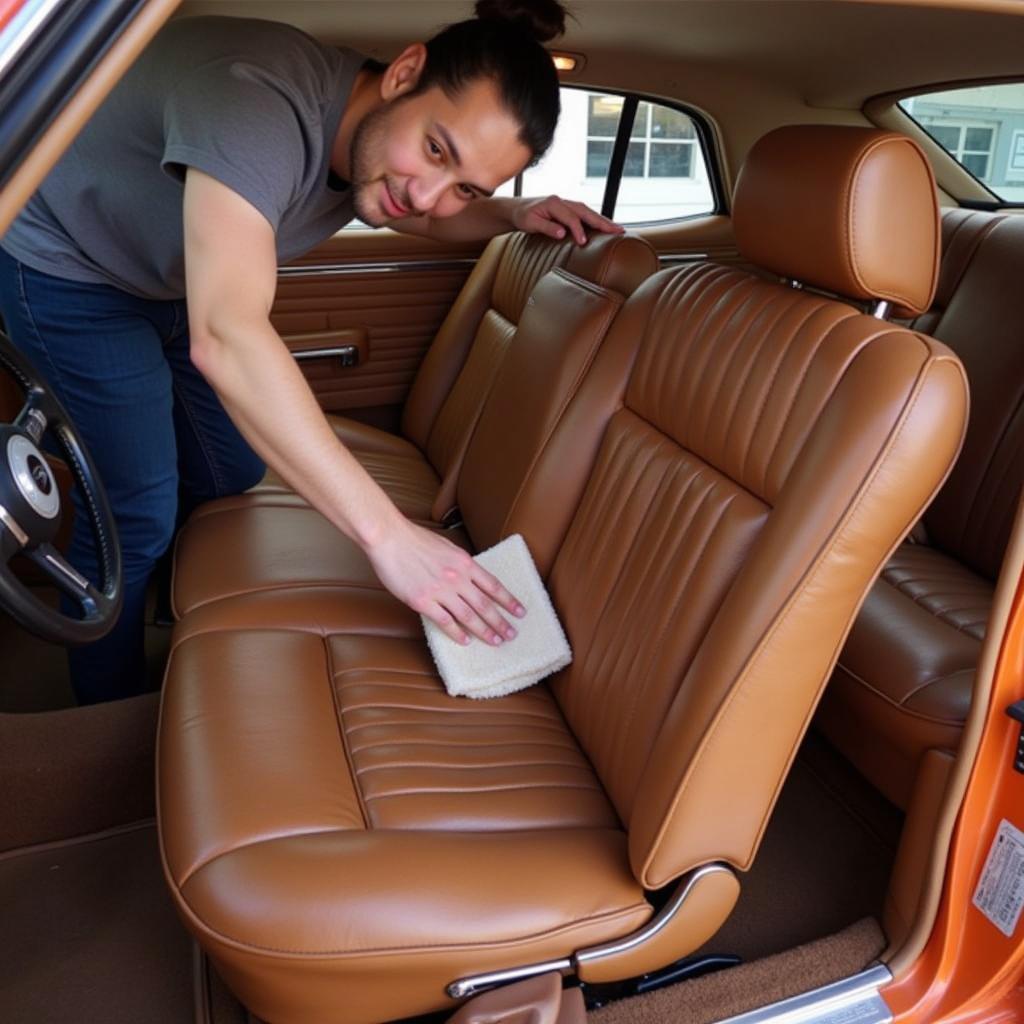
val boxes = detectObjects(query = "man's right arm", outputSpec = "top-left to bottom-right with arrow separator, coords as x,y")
182,168 -> 522,646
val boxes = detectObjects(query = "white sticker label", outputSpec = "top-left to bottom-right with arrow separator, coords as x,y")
973,818 -> 1024,938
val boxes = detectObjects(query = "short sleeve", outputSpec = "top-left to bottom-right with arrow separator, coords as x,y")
162,59 -> 311,232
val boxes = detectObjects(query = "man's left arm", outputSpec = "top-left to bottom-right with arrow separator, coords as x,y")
392,195 -> 622,246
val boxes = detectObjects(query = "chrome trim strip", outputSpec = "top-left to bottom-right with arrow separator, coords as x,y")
0,503 -> 29,547
278,258 -> 478,279
292,346 -> 357,362
575,863 -> 735,966
0,0 -> 65,83
447,864 -> 736,1001
659,252 -> 711,265
716,965 -> 893,1024
447,957 -> 573,1000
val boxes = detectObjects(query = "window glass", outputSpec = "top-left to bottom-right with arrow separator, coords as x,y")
900,84 -> 1024,202
523,87 -> 715,225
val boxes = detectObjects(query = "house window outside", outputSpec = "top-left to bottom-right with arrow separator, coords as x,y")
901,85 -> 1024,202
586,98 -> 697,180
522,88 -> 714,224
917,120 -> 996,181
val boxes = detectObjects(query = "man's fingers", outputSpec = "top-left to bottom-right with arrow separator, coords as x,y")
427,605 -> 470,646
462,586 -> 517,642
548,199 -> 587,244
534,215 -> 568,240
448,595 -> 507,646
472,565 -> 525,619
576,204 -> 624,234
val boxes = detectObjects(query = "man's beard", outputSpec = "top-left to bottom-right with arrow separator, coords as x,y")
349,103 -> 411,226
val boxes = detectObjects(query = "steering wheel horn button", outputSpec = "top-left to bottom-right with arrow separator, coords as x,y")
7,434 -> 59,519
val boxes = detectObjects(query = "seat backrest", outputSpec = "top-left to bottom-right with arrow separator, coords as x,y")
540,126 -> 967,890
454,234 -> 658,573
400,233 -> 656,497
910,207 -> 1004,337
909,214 -> 1024,581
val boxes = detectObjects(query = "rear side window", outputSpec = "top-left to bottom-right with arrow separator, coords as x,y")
522,87 -> 717,225
900,85 -> 1024,203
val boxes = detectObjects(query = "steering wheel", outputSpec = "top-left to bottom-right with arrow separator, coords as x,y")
0,328 -> 122,644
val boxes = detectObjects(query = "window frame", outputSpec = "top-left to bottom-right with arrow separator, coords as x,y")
516,84 -> 725,227
895,83 -> 1024,210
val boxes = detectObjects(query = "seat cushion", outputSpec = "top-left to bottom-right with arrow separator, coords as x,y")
817,542 -> 988,807
171,501 -> 470,617
159,629 -> 648,1024
251,415 -> 442,523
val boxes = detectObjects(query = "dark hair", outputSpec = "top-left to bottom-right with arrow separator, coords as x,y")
413,0 -> 566,164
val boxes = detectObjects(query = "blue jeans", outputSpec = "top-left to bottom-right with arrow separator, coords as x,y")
0,248 -> 264,703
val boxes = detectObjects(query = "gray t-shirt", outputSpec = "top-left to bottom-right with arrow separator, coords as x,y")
1,16 -> 364,300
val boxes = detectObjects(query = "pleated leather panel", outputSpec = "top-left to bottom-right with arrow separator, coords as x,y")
550,410 -> 768,822
490,232 -> 575,324
882,543 -> 993,642
330,636 -> 619,832
426,308 -> 516,478
626,263 -> 874,504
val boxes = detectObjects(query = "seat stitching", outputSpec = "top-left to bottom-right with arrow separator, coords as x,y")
836,660 -> 972,723
341,720 -> 571,737
362,781 -> 605,799
354,758 -> 593,775
325,639 -> 370,830
175,894 -> 650,959
348,738 -> 580,755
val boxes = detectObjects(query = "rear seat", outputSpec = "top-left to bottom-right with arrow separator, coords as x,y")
817,209 -> 1023,809
171,232 -> 657,616
255,231 -> 656,524
158,126 -> 967,1024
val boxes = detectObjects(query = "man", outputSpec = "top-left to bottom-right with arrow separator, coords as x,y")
0,3 -> 620,703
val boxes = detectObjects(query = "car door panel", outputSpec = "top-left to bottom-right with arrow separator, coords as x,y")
273,230 -> 486,424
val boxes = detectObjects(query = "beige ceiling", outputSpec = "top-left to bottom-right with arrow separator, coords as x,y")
175,0 -> 1024,186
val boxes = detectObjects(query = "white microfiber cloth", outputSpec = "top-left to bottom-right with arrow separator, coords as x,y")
422,533 -> 572,699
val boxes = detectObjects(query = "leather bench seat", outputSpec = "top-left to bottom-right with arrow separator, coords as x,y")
172,234 -> 657,617
251,232 -> 657,524
160,126 -> 968,1024
818,210 -> 1024,809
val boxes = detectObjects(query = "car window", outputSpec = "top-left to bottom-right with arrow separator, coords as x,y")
523,87 -> 716,225
900,84 -> 1024,203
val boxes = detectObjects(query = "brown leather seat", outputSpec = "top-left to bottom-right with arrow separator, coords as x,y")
171,232 -> 657,616
817,209 -> 1024,809
253,231 -> 657,523
158,126 -> 966,1024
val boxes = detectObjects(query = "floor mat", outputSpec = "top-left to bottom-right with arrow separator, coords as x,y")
0,823 -> 194,1024
589,917 -> 885,1024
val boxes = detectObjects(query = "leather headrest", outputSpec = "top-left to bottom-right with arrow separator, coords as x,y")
564,232 -> 659,298
733,126 -> 940,316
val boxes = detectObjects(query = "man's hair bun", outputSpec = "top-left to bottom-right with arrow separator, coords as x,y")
474,0 -> 566,43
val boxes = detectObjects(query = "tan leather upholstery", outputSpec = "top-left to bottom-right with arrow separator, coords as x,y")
734,126 -> 939,316
819,211 -> 1024,809
172,234 -> 657,617
909,208 -> 1003,336
255,232 -> 658,523
159,127 -> 966,1024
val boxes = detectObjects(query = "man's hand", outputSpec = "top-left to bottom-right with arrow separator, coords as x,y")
511,195 -> 623,245
393,194 -> 623,244
367,518 -> 525,647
